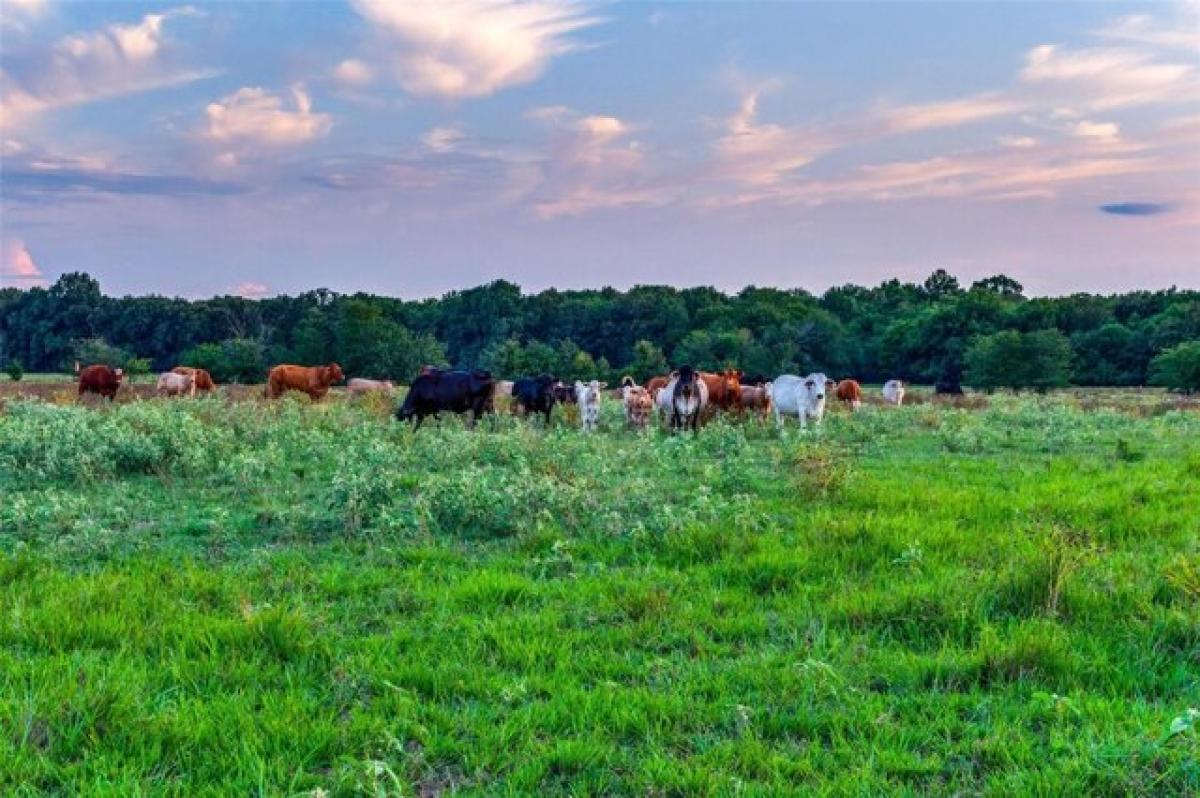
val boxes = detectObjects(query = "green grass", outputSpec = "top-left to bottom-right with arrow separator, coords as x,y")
1,394 -> 1198,795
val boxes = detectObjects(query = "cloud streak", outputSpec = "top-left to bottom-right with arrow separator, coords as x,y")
1099,202 -> 1174,216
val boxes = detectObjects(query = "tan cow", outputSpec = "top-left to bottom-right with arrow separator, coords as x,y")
347,378 -> 395,397
156,371 -> 195,397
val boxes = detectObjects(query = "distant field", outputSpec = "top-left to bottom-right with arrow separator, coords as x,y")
1,391 -> 1198,794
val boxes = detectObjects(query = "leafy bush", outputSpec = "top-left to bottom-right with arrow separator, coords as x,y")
965,329 -> 1072,392
5,360 -> 22,382
1149,341 -> 1200,394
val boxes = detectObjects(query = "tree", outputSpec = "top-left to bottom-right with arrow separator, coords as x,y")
72,337 -> 134,371
922,269 -> 962,301
179,338 -> 266,383
964,329 -> 1072,392
1070,324 -> 1146,385
971,275 -> 1025,298
627,339 -> 668,382
5,359 -> 22,382
1149,341 -> 1200,394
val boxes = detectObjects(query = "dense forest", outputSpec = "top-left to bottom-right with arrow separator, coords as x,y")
2,270 -> 1198,390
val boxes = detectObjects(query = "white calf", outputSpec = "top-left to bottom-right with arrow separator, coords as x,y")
574,380 -> 605,432
156,371 -> 195,397
882,379 -> 906,406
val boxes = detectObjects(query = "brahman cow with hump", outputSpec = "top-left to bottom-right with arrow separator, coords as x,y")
266,363 -> 344,401
396,369 -> 495,429
882,379 -> 906,406
574,380 -> 606,432
659,365 -> 709,433
836,379 -> 863,411
156,371 -> 195,397
172,366 -> 215,392
78,364 -> 124,402
771,372 -> 835,431
512,373 -> 562,424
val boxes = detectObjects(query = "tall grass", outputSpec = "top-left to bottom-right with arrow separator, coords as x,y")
1,393 -> 1198,794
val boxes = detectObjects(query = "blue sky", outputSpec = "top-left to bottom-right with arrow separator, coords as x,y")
2,1 -> 1198,298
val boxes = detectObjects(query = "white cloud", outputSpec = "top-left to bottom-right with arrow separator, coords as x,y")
1,238 -> 46,287
421,125 -> 465,153
1094,12 -> 1200,52
528,106 -> 668,218
232,281 -> 270,298
879,94 -> 1025,134
200,85 -> 332,164
0,8 -> 213,130
348,0 -> 600,99
333,58 -> 374,87
998,135 -> 1037,149
1019,43 -> 1198,110
1071,120 -> 1120,141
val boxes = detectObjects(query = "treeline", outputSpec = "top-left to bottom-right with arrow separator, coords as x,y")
1,270 -> 1198,390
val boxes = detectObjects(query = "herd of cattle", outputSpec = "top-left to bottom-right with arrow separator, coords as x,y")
75,361 -> 909,432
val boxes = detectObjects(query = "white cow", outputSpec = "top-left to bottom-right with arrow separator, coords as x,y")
882,379 -> 906,406
771,372 -> 835,430
574,380 -> 605,432
156,371 -> 195,397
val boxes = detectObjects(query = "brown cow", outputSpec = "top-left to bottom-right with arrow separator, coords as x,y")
645,374 -> 672,397
737,384 -> 773,420
266,363 -> 344,401
78,364 -> 124,401
836,379 -> 863,411
699,368 -> 743,411
172,366 -> 215,392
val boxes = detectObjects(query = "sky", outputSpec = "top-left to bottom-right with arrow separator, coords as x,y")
1,0 -> 1198,299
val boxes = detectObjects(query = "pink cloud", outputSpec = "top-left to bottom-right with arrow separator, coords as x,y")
1,238 -> 46,287
232,281 -> 270,298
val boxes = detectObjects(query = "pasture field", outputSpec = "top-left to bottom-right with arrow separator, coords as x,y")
1,388 -> 1198,795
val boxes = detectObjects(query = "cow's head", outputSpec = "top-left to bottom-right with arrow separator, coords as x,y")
676,365 -> 697,397
723,368 -> 743,397
328,363 -> 345,383
804,373 -> 832,403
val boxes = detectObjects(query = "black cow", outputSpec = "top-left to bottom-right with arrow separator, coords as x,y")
396,369 -> 495,429
512,373 -> 561,424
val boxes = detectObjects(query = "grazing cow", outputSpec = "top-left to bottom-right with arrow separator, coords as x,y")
396,369 -> 495,429
935,380 -> 963,396
771,372 -> 835,431
78,364 -> 124,401
882,379 -> 906,406
512,374 -> 562,424
737,384 -> 773,420
699,369 -> 743,411
574,380 -> 606,432
623,384 -> 654,429
156,371 -> 195,397
172,366 -> 215,392
836,379 -> 863,411
664,365 -> 709,433
347,378 -> 395,397
266,363 -> 344,401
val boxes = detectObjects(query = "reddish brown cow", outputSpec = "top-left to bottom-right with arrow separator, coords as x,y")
836,379 -> 863,410
699,368 -> 743,411
266,363 -> 344,401
737,384 -> 772,420
78,364 -> 124,401
172,366 -> 215,392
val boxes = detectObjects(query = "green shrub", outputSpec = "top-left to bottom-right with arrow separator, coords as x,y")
5,360 -> 22,382
1149,341 -> 1200,394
